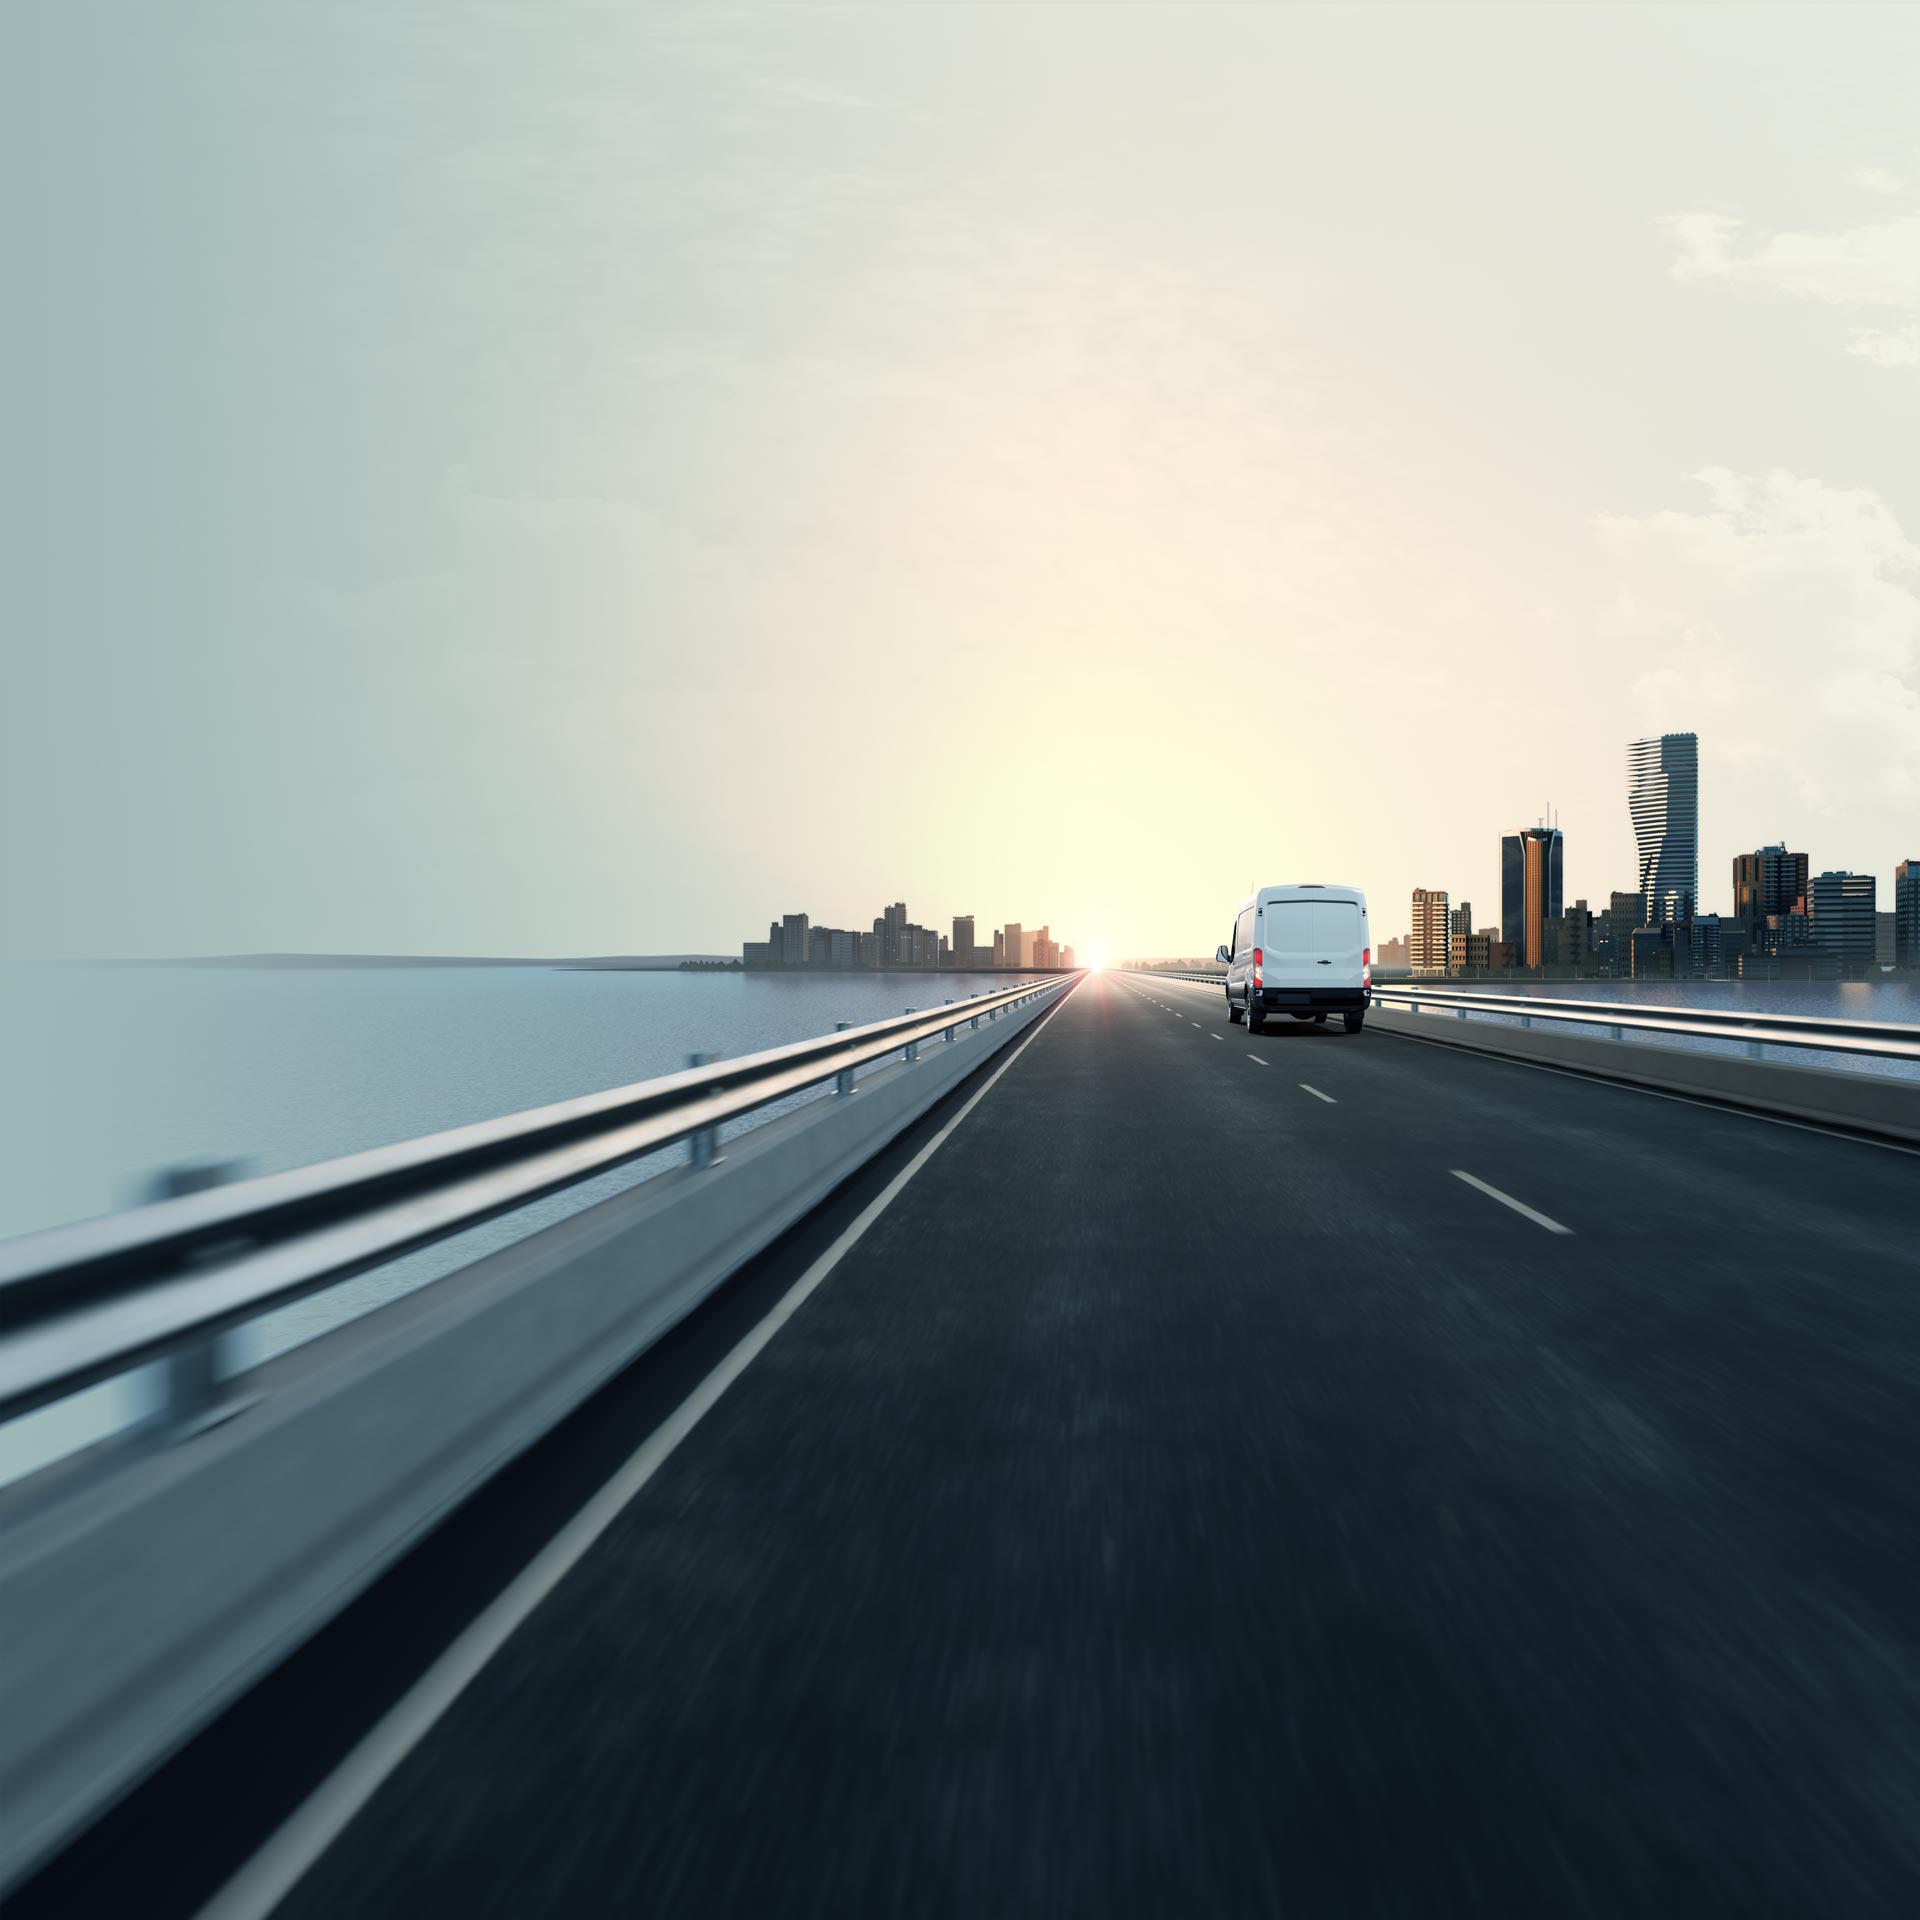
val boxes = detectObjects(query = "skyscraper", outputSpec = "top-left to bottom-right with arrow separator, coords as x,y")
1732,844 -> 1808,926
1410,889 -> 1450,975
1897,860 -> 1920,970
883,901 -> 908,966
951,916 -> 974,970
1500,826 -> 1562,969
1809,871 -> 1877,974
781,913 -> 810,966
1628,733 -> 1699,926
1003,922 -> 1024,968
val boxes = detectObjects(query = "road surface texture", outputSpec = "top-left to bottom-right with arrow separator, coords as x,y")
13,971 -> 1920,1918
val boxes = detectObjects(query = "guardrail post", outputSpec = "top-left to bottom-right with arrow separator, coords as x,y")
834,1021 -> 855,1095
904,1012 -> 917,1063
944,997 -> 956,1043
141,1161 -> 249,1439
1747,1039 -> 1763,1061
970,994 -> 980,1032
1521,1015 -> 1532,1030
687,1053 -> 721,1166
1609,1024 -> 1623,1042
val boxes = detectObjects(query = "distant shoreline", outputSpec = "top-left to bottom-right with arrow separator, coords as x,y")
58,953 -> 735,971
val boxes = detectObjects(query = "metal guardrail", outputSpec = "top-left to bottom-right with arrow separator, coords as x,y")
1131,970 -> 1920,1064
1367,984 -> 1920,1062
0,976 -> 1074,1429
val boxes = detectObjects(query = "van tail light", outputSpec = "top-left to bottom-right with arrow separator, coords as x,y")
1252,946 -> 1263,987
1362,946 -> 1372,988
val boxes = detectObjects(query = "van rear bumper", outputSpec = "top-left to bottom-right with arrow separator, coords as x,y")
1252,987 -> 1370,1011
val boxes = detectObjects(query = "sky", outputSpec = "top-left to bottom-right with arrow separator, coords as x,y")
5,2 -> 1918,961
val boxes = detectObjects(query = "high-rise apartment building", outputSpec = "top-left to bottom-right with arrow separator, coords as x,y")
1732,844 -> 1808,929
1447,902 -> 1473,972
781,913 -> 811,966
951,916 -> 974,968
1003,922 -> 1024,968
1410,889 -> 1450,975
993,929 -> 1006,968
1628,733 -> 1699,926
1593,892 -> 1643,977
1810,871 -> 1877,974
1897,861 -> 1920,969
1500,827 -> 1563,969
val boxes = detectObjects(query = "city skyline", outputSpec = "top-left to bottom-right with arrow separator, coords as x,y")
743,899 -> 1076,972
1395,727 -> 1912,978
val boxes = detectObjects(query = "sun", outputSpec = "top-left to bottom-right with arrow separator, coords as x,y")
1088,943 -> 1108,972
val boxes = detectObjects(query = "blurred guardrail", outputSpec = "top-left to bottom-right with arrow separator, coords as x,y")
1132,970 -> 1920,1066
1367,984 -> 1920,1066
0,972 -> 1075,1894
1134,968 -> 1920,1144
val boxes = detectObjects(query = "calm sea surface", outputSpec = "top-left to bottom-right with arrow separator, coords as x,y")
0,965 -> 1018,1479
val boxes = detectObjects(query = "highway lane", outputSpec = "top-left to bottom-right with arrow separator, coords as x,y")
22,970 -> 1920,1916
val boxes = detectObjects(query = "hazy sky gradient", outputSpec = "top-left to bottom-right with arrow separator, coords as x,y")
7,3 -> 1917,958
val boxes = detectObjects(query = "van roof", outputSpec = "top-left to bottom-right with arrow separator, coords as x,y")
1235,884 -> 1368,913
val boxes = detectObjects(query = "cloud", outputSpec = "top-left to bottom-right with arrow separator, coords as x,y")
1594,470 -> 1920,824
1846,323 -> 1920,367
1665,201 -> 1920,370
1666,208 -> 1920,308
1849,166 -> 1906,195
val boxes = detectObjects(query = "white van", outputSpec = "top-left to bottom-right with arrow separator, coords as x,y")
1215,884 -> 1371,1033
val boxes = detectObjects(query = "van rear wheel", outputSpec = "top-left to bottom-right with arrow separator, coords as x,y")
1227,995 -> 1243,1025
1343,1012 -> 1365,1034
1247,1003 -> 1267,1033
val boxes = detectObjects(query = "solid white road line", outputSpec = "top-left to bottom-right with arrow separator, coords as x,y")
1299,1084 -> 1336,1104
1246,1054 -> 1268,1067
1451,1169 -> 1572,1235
192,992 -> 1075,1920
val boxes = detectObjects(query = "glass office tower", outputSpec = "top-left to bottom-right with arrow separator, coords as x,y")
1500,826 -> 1563,969
1628,733 -> 1699,927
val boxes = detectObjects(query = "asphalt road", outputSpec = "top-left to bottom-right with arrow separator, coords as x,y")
16,971 -> 1920,1917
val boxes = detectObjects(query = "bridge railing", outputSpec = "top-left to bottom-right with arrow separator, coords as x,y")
1130,970 -> 1920,1065
0,976 -> 1081,1894
0,976 -> 1070,1432
1367,984 -> 1920,1064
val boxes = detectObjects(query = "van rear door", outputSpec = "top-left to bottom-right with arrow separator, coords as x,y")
1262,898 -> 1364,987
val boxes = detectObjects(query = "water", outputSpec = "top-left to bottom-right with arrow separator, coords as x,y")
0,964 -> 1015,1482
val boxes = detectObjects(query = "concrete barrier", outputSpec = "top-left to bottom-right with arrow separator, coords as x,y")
1370,1006 -> 1920,1146
0,980 -> 1072,1894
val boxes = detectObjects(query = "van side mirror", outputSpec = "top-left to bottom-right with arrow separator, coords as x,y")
1214,944 -> 1231,965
